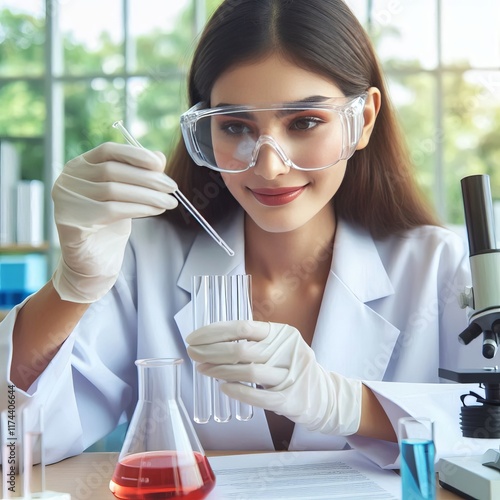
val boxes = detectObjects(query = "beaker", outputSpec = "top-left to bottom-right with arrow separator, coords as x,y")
109,358 -> 216,500
398,417 -> 435,500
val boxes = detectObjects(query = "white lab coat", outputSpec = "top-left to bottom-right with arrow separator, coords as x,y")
1,209 -> 499,468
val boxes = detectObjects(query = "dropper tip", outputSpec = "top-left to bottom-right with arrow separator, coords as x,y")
222,245 -> 235,257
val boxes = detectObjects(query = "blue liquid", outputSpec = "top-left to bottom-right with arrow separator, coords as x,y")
401,439 -> 435,499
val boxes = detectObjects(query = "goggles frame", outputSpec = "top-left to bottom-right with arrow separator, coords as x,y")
180,93 -> 368,173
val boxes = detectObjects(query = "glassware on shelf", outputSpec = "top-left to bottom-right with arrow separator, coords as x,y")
109,358 -> 216,500
192,274 -> 254,424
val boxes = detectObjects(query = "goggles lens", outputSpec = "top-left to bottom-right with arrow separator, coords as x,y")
181,94 -> 367,173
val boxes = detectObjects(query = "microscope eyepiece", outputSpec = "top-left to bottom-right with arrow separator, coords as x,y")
461,175 -> 497,255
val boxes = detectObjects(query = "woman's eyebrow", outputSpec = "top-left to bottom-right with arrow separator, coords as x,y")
214,110 -> 255,120
287,95 -> 331,104
213,95 -> 331,109
212,96 -> 333,121
275,96 -> 332,118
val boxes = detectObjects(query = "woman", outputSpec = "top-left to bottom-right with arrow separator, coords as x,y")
2,0 -> 496,466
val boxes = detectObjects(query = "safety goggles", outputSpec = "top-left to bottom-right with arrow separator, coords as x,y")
180,94 -> 367,173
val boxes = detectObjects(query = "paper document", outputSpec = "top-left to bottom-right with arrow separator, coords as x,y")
206,450 -> 400,499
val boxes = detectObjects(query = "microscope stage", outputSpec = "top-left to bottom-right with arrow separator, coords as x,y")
439,450 -> 500,500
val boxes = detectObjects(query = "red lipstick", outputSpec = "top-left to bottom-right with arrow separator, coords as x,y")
250,186 -> 306,206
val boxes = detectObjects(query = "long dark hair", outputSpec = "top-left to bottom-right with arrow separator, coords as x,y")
164,0 -> 439,237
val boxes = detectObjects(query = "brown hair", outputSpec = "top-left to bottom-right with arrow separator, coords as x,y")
164,0 -> 439,237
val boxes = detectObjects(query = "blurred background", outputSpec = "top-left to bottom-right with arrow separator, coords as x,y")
1,0 -> 500,314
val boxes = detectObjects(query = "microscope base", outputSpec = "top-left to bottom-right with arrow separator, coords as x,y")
439,450 -> 500,500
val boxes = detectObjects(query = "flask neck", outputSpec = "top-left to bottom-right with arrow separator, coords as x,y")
136,358 -> 181,402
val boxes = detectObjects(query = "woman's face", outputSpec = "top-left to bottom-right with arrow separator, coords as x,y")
210,54 -> 377,234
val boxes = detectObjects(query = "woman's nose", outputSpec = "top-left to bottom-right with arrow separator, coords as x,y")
252,142 -> 290,180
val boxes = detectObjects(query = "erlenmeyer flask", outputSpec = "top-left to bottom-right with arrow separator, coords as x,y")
109,358 -> 216,500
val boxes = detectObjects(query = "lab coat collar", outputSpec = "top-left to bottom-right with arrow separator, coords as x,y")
332,218 -> 394,303
176,212 -> 394,299
311,219 -> 399,381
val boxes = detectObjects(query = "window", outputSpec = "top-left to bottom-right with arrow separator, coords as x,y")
351,0 -> 500,223
0,0 -> 210,259
1,0 -> 499,260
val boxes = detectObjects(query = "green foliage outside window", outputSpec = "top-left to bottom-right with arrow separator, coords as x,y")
1,1 -> 499,225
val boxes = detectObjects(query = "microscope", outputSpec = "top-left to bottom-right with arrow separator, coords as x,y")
438,174 -> 500,499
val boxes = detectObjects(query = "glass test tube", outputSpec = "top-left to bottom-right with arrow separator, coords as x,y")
2,405 -> 68,500
192,275 -> 231,423
211,276 -> 231,423
192,275 -> 212,424
192,275 -> 254,424
23,406 -> 44,497
231,274 -> 254,422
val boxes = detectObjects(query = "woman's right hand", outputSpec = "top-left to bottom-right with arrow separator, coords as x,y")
51,142 -> 178,303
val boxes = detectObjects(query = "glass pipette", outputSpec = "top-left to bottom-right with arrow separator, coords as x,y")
112,120 -> 235,257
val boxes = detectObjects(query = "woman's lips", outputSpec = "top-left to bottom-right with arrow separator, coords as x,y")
250,186 -> 306,206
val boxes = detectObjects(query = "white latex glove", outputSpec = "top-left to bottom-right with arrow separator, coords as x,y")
52,142 -> 178,303
187,320 -> 362,436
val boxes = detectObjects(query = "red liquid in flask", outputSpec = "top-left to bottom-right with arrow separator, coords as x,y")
109,450 -> 216,500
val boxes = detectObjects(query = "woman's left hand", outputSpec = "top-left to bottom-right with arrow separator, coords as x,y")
186,320 -> 362,436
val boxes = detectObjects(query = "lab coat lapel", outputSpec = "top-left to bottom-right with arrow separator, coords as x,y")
291,221 -> 401,450
311,219 -> 401,381
174,210 -> 246,344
